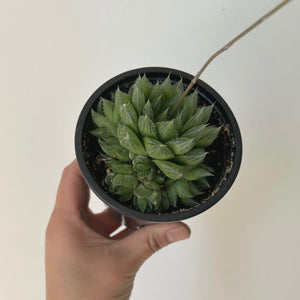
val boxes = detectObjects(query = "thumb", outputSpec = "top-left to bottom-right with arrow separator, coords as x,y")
118,222 -> 191,268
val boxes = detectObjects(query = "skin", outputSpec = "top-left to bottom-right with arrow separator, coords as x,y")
45,159 -> 191,300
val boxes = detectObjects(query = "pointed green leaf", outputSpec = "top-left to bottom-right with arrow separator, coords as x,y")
188,181 -> 202,196
133,155 -> 153,167
136,74 -> 153,98
119,193 -> 133,202
154,174 -> 165,185
115,88 -> 131,109
179,197 -> 199,207
174,110 -> 184,131
132,86 -> 145,115
148,81 -> 162,101
173,79 -> 184,94
195,178 -> 211,190
112,174 -> 138,194
166,137 -> 195,155
155,108 -> 169,122
105,160 -> 133,174
161,190 -> 170,210
98,139 -> 130,162
105,172 -> 115,186
129,152 -> 137,161
144,137 -> 174,160
181,124 -> 207,140
137,197 -> 147,212
117,124 -> 146,155
150,95 -> 162,115
102,99 -> 115,122
145,168 -> 157,181
166,185 -> 177,207
133,183 -> 153,198
143,100 -> 154,120
160,75 -> 174,100
120,102 -> 138,132
155,120 -> 178,143
89,127 -> 112,138
183,167 -> 213,181
148,191 -> 162,208
97,99 -> 104,114
152,160 -> 184,180
173,179 -> 193,198
182,105 -> 214,132
195,126 -> 221,147
174,148 -> 207,166
143,180 -> 161,191
138,115 -> 157,139
182,90 -> 198,120
91,109 -> 107,127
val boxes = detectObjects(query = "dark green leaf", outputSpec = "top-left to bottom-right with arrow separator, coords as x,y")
144,137 -> 174,160
144,180 -> 161,191
133,155 -> 153,167
155,108 -> 169,122
105,172 -> 115,186
148,81 -> 162,101
97,98 -> 104,114
136,74 -> 153,98
105,160 -> 133,174
174,148 -> 207,166
117,124 -> 146,155
160,75 -> 174,100
143,100 -> 154,120
182,90 -> 198,120
98,139 -> 130,162
112,174 -> 138,194
129,152 -> 137,161
148,191 -> 162,208
91,109 -> 107,127
153,160 -> 185,180
166,137 -> 195,155
154,174 -> 165,184
119,193 -> 133,202
150,95 -> 162,115
183,167 -> 213,181
188,181 -> 202,196
173,179 -> 193,198
145,168 -> 157,181
166,185 -> 177,207
179,197 -> 199,207
155,120 -> 178,143
133,183 -> 153,198
161,190 -> 170,210
182,105 -> 214,132
89,127 -> 112,138
181,125 -> 207,140
173,79 -> 184,94
102,99 -> 115,122
132,86 -> 145,115
120,103 -> 138,132
137,197 -> 148,212
138,115 -> 157,139
195,126 -> 221,147
114,88 -> 131,109
195,178 -> 211,190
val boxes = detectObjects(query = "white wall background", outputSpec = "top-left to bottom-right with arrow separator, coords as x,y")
1,0 -> 299,299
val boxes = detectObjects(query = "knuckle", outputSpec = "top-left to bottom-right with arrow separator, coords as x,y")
147,233 -> 166,254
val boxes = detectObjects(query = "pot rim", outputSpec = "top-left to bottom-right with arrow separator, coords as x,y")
75,67 -> 242,222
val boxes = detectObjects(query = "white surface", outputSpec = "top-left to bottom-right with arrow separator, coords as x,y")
0,0 -> 299,299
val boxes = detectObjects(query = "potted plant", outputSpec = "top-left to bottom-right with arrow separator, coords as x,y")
75,67 -> 242,227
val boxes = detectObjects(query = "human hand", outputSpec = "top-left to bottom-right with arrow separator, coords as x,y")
45,160 -> 191,300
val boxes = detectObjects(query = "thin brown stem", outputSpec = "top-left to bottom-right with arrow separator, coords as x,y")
170,0 -> 292,117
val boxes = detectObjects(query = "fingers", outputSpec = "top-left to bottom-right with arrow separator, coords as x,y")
88,208 -> 122,237
116,222 -> 191,269
54,159 -> 90,216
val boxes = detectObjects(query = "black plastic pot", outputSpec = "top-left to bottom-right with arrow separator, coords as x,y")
75,67 -> 242,226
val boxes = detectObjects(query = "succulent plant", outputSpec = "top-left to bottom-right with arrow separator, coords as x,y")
90,74 -> 221,213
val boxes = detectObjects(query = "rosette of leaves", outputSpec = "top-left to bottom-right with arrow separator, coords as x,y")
90,75 -> 221,213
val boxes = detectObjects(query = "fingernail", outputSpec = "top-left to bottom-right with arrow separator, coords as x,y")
166,226 -> 190,243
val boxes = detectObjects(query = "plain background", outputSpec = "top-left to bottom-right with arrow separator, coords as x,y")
1,0 -> 299,299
